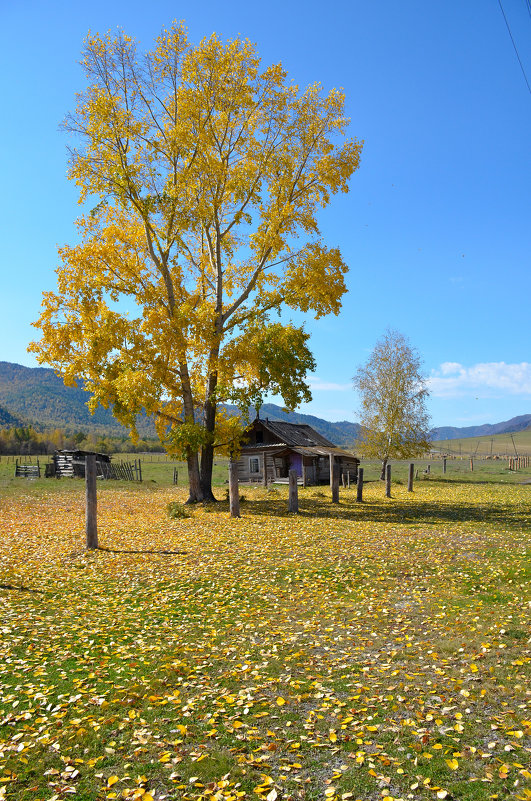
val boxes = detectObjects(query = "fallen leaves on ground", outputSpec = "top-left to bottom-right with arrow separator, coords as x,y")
0,481 -> 530,800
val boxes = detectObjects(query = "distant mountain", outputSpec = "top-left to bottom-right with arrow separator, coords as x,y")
0,362 -> 361,447
431,414 -> 531,441
0,362 -> 156,436
1,361 -> 529,447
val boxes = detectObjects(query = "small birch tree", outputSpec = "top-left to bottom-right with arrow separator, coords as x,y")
353,330 -> 431,479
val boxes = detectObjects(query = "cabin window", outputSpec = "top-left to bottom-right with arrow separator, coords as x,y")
255,431 -> 264,444
249,457 -> 260,474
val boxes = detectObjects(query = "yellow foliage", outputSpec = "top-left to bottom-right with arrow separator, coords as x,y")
30,23 -> 363,500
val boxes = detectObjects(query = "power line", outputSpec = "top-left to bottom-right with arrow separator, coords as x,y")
498,0 -> 531,95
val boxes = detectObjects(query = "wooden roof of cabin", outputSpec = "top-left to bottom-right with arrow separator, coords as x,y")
257,419 -> 336,448
279,445 -> 359,461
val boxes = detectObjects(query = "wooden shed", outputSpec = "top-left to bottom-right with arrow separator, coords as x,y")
237,419 -> 359,485
51,449 -> 111,478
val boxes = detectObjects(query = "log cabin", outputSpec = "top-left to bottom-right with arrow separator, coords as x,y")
237,418 -> 359,485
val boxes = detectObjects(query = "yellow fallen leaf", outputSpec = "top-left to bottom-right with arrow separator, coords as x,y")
276,697 -> 286,706
107,776 -> 119,787
446,759 -> 459,770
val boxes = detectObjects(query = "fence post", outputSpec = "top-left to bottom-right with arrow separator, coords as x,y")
330,454 -> 339,503
85,454 -> 98,550
356,467 -> 364,502
229,458 -> 240,518
470,457 -> 474,472
173,467 -> 178,485
443,457 -> 447,475
288,469 -> 299,513
385,463 -> 391,498
408,462 -> 414,492
138,459 -> 142,482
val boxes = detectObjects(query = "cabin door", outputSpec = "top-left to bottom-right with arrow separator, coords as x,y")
289,452 -> 303,477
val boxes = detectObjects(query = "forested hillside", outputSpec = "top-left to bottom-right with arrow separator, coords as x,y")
0,362 -> 156,436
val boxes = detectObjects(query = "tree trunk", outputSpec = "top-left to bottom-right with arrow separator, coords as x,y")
177,359 -> 204,503
185,451 -> 203,503
379,458 -> 388,481
200,370 -> 218,502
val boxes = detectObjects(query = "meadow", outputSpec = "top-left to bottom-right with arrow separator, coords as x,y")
1,463 -> 530,801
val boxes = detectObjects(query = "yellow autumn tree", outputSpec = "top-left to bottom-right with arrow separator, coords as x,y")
30,23 -> 363,502
353,330 -> 432,479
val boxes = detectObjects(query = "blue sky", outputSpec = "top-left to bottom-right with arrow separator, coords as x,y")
1,0 -> 530,428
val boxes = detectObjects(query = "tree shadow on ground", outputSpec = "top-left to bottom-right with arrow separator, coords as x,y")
0,583 -> 45,593
237,494 -> 531,528
96,547 -> 188,555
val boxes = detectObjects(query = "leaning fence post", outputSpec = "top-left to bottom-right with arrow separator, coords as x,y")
85,454 -> 98,550
408,462 -> 414,492
288,469 -> 299,513
385,463 -> 392,498
356,467 -> 364,502
229,458 -> 240,518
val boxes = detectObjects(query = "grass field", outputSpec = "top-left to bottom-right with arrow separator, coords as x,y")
434,427 -> 531,459
2,451 -> 531,497
1,467 -> 530,800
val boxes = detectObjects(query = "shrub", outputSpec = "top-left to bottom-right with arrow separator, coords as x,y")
166,501 -> 189,519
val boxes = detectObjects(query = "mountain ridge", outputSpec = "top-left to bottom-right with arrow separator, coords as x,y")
0,361 -> 529,446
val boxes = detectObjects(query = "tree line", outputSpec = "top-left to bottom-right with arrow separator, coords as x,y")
0,426 -> 164,456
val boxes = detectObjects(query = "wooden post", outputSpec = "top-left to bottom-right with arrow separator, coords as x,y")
356,467 -> 364,502
408,462 -> 414,492
330,454 -> 339,503
263,453 -> 268,487
470,457 -> 474,472
426,463 -> 431,474
288,469 -> 299,513
385,463 -> 391,498
347,470 -> 351,489
443,457 -> 447,474
138,459 -> 142,482
85,454 -> 98,550
229,458 -> 240,518
302,464 -> 307,488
